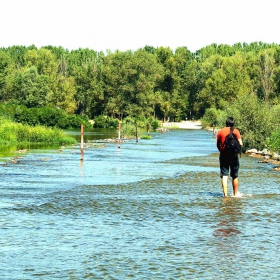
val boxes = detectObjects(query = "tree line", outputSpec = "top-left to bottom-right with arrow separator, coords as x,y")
0,42 -> 279,120
1,42 -> 280,150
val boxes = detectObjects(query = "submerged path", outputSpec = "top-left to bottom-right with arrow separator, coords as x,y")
162,120 -> 202,129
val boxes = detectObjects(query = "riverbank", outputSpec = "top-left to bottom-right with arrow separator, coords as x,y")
162,120 -> 202,129
246,148 -> 280,170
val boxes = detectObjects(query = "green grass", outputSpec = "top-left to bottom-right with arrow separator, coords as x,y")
0,118 -> 76,145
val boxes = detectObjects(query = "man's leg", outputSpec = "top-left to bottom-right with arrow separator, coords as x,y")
220,154 -> 229,197
232,177 -> 239,196
221,176 -> 228,197
230,157 -> 240,196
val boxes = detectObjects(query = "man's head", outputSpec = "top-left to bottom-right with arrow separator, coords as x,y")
226,117 -> 234,127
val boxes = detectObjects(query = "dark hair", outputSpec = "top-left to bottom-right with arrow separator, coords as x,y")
226,117 -> 234,127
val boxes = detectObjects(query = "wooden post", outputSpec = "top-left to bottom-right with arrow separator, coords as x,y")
80,124 -> 84,160
80,155 -> 84,174
118,122 -> 121,149
135,122 -> 138,143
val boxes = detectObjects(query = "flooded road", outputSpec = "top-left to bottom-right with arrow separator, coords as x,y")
0,129 -> 279,279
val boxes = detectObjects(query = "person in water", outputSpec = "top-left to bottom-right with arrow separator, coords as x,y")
216,117 -> 243,197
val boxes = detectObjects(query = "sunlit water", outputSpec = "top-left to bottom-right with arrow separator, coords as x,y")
0,129 -> 279,279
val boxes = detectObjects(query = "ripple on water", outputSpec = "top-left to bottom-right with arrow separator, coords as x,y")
1,130 -> 280,279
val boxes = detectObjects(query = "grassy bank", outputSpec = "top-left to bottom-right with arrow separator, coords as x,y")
0,118 -> 76,145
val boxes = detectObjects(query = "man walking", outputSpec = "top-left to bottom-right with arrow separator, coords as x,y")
216,117 -> 243,197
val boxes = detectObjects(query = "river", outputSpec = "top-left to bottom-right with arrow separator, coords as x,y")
0,129 -> 279,279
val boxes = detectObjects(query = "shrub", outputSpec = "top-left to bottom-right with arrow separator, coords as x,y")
0,117 -> 76,145
140,135 -> 152,140
202,108 -> 226,127
123,116 -> 160,130
120,122 -> 153,139
147,117 -> 160,130
0,103 -> 91,129
219,92 -> 279,151
267,129 -> 280,153
120,123 -> 140,138
93,116 -> 119,128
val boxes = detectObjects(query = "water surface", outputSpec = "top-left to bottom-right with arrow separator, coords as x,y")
0,129 -> 279,279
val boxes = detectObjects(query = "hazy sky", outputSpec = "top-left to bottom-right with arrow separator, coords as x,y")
1,0 -> 279,53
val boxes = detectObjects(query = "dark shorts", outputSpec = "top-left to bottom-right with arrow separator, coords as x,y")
219,153 -> 239,179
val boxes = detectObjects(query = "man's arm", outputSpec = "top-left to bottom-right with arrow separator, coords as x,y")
235,128 -> 243,147
216,134 -> 222,151
238,139 -> 243,146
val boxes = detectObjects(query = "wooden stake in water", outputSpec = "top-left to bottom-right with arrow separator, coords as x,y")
147,124 -> 150,136
118,122 -> 121,149
135,122 -> 138,143
80,124 -> 84,160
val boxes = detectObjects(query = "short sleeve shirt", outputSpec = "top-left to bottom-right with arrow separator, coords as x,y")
217,127 -> 241,153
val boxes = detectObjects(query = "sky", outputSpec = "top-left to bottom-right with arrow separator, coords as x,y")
1,0 -> 280,53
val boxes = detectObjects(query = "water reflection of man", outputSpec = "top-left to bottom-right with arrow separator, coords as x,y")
212,199 -> 244,278
213,199 -> 242,237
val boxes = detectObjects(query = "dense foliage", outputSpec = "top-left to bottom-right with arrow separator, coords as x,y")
93,115 -> 119,128
121,116 -> 160,139
1,42 -> 280,150
202,93 -> 280,151
0,104 -> 91,129
0,43 -> 278,120
93,115 -> 159,139
0,118 -> 76,145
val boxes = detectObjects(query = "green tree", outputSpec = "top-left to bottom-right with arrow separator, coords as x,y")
21,66 -> 50,107
198,53 -> 252,111
257,49 -> 276,101
47,74 -> 76,113
67,48 -> 99,116
99,49 -> 163,119
224,92 -> 279,151
24,48 -> 58,76
0,50 -> 15,100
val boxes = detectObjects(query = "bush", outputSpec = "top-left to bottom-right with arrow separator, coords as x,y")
267,129 -> 280,153
0,103 -> 92,129
93,116 -> 119,128
120,122 -> 154,139
140,135 -> 152,140
218,92 -> 280,151
0,117 -> 76,145
202,108 -> 226,127
120,123 -> 140,138
147,117 -> 160,130
118,116 -> 160,138
123,116 -> 160,130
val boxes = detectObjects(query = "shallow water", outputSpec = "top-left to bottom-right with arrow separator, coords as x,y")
0,129 -> 279,279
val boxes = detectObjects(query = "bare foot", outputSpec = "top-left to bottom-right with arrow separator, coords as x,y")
234,191 -> 242,197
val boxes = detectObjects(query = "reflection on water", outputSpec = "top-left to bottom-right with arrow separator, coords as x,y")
214,198 -> 243,237
65,127 -> 117,142
0,129 -> 279,279
0,128 -> 116,160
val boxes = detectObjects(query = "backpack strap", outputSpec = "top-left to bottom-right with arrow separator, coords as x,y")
231,126 -> 242,158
